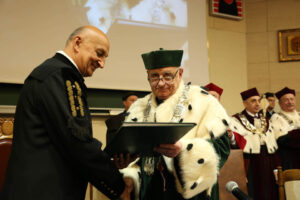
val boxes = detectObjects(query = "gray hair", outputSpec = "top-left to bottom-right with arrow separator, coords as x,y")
65,26 -> 86,46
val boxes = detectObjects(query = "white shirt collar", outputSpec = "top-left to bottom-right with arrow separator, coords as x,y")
246,110 -> 259,118
57,50 -> 81,74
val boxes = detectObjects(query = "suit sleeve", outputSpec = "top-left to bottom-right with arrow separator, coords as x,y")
31,69 -> 125,199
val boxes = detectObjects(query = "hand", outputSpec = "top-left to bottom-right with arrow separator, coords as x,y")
119,177 -> 134,200
113,153 -> 138,169
154,141 -> 182,158
273,169 -> 278,182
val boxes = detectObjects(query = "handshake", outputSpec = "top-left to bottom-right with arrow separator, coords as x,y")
112,141 -> 183,200
113,153 -> 137,200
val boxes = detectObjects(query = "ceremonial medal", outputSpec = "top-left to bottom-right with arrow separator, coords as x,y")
142,84 -> 191,176
144,157 -> 154,176
172,104 -> 186,122
171,84 -> 190,122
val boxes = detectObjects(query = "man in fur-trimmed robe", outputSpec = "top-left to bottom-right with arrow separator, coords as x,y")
271,87 -> 300,170
204,82 -> 223,102
203,83 -> 237,147
119,48 -> 230,200
230,88 -> 278,200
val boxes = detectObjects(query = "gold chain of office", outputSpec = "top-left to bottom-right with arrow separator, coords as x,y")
238,113 -> 268,135
143,84 -> 190,122
277,112 -> 300,126
142,84 -> 190,176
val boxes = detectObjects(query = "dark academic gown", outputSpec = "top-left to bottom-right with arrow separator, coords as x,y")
0,53 -> 125,200
105,111 -> 127,145
138,134 -> 230,200
277,129 -> 300,170
233,110 -> 278,200
266,110 -> 275,120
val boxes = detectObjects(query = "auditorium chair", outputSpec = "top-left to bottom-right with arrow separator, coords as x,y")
0,118 -> 14,191
278,166 -> 300,200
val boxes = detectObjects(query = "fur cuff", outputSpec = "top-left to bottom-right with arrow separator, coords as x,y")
173,138 -> 219,199
120,160 -> 141,200
205,117 -> 229,139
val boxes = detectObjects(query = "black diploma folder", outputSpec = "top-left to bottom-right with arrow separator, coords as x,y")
104,122 -> 196,156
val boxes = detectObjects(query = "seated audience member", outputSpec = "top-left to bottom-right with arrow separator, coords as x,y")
264,92 -> 276,119
271,87 -> 300,170
120,48 -> 230,200
105,92 -> 138,145
204,82 -> 223,101
230,87 -> 278,200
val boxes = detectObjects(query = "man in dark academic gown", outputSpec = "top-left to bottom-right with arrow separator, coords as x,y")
120,48 -> 230,200
264,92 -> 276,119
271,87 -> 300,170
230,88 -> 278,200
0,26 -> 132,200
105,92 -> 138,145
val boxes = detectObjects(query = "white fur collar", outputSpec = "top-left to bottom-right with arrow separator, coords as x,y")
279,109 -> 300,124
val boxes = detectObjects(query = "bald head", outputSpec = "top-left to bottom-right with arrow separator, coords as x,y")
64,26 -> 110,77
66,26 -> 108,46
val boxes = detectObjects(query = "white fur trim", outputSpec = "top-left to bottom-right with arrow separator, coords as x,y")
163,156 -> 174,173
124,81 -> 229,198
270,110 -> 300,139
120,159 -> 141,200
126,82 -> 230,142
205,117 -> 227,139
230,117 -> 278,154
173,138 -> 219,199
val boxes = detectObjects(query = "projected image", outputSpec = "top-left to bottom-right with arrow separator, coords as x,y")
0,0 -> 207,91
85,0 -> 187,33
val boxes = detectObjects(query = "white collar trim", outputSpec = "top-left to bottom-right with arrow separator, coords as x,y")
57,50 -> 81,74
246,110 -> 258,118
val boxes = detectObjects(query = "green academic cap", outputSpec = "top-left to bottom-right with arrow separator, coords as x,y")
141,48 -> 183,70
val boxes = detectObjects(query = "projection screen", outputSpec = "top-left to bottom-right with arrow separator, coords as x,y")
0,0 -> 208,91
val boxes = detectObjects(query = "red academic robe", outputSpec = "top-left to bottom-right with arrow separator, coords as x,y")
232,110 -> 278,200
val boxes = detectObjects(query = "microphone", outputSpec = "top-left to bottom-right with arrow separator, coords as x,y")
225,181 -> 253,200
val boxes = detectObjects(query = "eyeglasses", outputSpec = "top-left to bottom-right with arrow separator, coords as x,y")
148,69 -> 179,87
